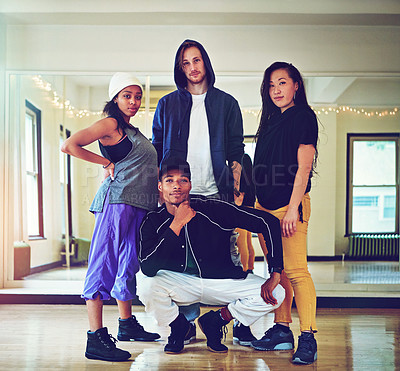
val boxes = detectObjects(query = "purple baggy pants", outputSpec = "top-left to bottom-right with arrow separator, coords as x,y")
82,192 -> 147,302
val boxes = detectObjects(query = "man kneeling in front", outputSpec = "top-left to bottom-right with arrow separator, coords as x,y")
137,157 -> 285,354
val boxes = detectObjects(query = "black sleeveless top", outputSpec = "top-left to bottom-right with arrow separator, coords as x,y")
99,134 -> 133,163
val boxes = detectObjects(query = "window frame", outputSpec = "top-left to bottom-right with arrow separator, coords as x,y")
346,133 -> 400,235
25,100 -> 44,239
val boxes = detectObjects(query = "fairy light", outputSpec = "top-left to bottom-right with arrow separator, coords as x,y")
310,105 -> 398,118
241,106 -> 398,118
32,76 -> 398,119
32,75 -> 103,118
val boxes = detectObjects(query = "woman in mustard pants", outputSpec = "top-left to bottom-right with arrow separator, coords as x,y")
251,62 -> 319,365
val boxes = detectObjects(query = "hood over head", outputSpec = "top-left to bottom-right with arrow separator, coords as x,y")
174,39 -> 215,90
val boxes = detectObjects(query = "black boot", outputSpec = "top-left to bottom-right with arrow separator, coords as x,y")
85,327 -> 131,362
198,310 -> 229,353
118,315 -> 160,341
164,313 -> 191,354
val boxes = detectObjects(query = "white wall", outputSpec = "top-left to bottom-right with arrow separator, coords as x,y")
308,112 -> 338,256
6,25 -> 400,74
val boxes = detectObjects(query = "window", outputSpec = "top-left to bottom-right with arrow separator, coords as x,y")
347,134 -> 399,234
25,100 -> 44,238
59,126 -> 72,238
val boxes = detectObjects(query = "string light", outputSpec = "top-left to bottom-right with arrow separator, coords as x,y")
242,109 -> 260,117
32,76 -> 398,119
241,106 -> 398,118
32,76 -> 102,118
311,106 -> 398,117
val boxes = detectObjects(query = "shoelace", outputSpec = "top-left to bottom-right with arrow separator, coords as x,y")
129,316 -> 144,330
98,333 -> 118,350
261,325 -> 278,340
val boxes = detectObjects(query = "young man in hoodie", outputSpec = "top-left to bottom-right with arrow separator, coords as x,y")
137,157 -> 285,354
152,39 -> 254,346
152,39 -> 244,203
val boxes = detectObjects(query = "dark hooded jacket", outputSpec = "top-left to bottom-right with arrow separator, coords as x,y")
152,39 -> 244,202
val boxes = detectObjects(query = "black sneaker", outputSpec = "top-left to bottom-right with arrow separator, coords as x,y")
184,322 -> 196,345
118,315 -> 160,342
232,321 -> 257,346
251,324 -> 294,351
292,332 -> 317,364
164,313 -> 191,354
85,327 -> 131,362
198,310 -> 229,353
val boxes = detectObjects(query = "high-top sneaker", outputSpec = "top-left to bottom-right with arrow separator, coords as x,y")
292,332 -> 317,364
118,315 -> 160,341
85,327 -> 131,362
251,324 -> 294,351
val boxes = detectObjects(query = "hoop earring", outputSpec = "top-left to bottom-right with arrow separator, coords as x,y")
294,91 -> 297,100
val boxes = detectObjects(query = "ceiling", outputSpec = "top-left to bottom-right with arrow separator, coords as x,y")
1,0 -> 399,26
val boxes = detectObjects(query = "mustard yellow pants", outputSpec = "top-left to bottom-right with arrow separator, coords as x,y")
255,194 -> 317,332
236,228 -> 255,272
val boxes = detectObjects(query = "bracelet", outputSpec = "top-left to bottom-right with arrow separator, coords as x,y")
270,267 -> 283,274
102,161 -> 113,169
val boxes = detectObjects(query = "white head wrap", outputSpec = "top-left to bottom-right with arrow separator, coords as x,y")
108,72 -> 143,100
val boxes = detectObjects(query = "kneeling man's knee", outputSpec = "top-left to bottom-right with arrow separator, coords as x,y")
137,275 -> 162,304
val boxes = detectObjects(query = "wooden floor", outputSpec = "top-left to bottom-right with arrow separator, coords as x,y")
0,305 -> 399,370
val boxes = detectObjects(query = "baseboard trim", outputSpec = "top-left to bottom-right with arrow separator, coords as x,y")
0,294 -> 399,308
0,294 -> 143,306
255,255 -> 398,262
255,256 -> 344,262
29,261 -> 63,275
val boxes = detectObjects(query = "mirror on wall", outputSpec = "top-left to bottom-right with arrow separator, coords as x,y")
5,72 -> 399,289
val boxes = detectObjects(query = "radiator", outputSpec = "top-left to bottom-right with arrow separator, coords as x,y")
348,234 -> 400,259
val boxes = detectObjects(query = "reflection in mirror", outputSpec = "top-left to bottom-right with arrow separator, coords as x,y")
6,73 -> 399,295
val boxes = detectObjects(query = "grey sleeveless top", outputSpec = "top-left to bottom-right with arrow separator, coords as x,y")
90,126 -> 158,212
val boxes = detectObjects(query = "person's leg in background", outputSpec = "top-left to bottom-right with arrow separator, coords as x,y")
232,228 -> 258,345
236,227 -> 250,272
246,230 -> 255,272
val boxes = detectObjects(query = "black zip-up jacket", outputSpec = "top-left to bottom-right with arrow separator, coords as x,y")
138,196 -> 283,279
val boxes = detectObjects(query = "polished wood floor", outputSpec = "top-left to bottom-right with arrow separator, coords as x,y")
0,305 -> 399,370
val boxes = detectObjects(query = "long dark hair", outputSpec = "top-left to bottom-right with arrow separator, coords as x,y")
103,97 -> 131,133
256,62 -> 311,138
256,61 -> 318,172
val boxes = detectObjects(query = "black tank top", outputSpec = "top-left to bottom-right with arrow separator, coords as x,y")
99,134 -> 133,163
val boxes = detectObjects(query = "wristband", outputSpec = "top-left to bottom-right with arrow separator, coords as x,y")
103,161 -> 113,169
270,267 -> 283,274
